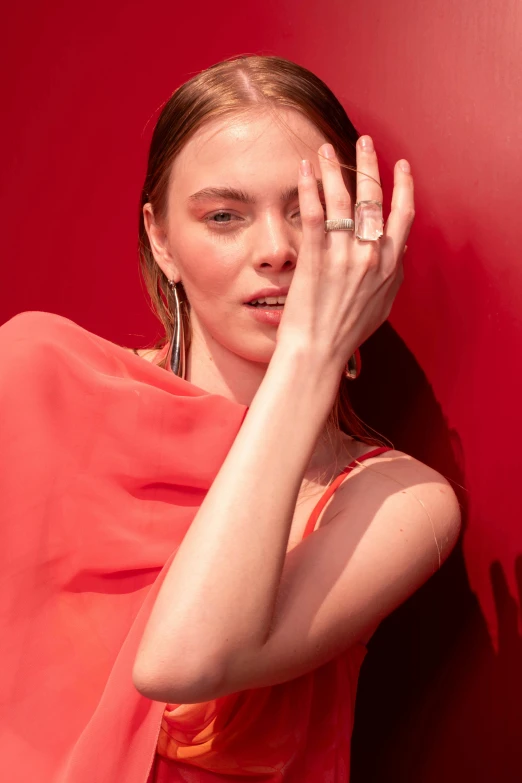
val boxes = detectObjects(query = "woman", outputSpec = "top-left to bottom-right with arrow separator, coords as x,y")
0,55 -> 461,782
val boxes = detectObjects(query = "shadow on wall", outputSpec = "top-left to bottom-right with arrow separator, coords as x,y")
348,322 -> 522,782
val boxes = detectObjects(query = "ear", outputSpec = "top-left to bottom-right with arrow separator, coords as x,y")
143,203 -> 181,283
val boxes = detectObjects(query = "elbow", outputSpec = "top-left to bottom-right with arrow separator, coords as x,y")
132,654 -> 226,704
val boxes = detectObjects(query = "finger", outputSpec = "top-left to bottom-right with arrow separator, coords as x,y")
317,143 -> 354,252
356,136 -> 383,208
297,159 -> 327,259
383,160 -> 415,262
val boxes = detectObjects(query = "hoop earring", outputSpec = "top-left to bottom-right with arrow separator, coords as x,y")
167,280 -> 186,378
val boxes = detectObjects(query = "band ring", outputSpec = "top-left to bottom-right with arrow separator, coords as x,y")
324,218 -> 355,232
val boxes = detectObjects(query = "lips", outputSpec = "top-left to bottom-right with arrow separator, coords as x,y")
244,305 -> 284,326
244,286 -> 290,304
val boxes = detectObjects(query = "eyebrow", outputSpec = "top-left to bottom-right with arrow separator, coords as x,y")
188,180 -> 325,204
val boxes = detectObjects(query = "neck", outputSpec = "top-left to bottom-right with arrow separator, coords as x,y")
166,320 -> 360,476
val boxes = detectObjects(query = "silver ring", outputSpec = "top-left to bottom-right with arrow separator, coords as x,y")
324,218 -> 355,232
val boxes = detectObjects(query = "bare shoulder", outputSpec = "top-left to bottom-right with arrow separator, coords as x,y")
349,446 -> 455,488
334,447 -> 462,566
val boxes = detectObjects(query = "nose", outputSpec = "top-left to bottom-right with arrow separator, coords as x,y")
251,212 -> 298,273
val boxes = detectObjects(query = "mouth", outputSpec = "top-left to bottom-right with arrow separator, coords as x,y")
245,303 -> 285,309
244,296 -> 287,309
243,298 -> 286,325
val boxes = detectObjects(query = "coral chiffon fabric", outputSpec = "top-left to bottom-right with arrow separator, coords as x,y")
0,310 -> 391,783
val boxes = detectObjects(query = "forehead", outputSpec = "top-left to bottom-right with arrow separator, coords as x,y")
169,109 -> 328,189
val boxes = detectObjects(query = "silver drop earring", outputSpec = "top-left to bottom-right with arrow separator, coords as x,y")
167,280 -> 186,379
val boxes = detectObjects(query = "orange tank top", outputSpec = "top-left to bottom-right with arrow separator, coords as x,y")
150,445 -> 393,783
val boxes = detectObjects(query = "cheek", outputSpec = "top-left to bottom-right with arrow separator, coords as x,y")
175,233 -> 246,305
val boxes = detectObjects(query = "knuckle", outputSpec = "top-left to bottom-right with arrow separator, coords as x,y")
303,209 -> 326,227
359,257 -> 379,275
357,243 -> 380,266
332,193 -> 351,211
402,207 -> 416,223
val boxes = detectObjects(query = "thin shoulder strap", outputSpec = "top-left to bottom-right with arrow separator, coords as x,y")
302,446 -> 394,540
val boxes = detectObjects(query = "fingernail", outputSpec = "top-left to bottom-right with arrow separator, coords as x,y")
323,144 -> 335,159
400,160 -> 410,173
360,136 -> 374,151
300,159 -> 312,176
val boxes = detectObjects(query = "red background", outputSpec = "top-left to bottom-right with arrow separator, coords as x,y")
2,1 -> 521,779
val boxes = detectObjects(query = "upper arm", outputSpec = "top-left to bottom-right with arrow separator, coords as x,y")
208,453 -> 462,699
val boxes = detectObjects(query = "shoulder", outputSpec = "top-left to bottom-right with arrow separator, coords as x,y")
1,312 -> 151,372
0,312 -> 96,406
318,448 -> 462,651
335,447 -> 462,567
1,310 -> 67,339
0,311 -> 83,366
0,311 -> 102,352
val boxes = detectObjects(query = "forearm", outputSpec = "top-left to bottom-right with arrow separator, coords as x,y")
135,347 -> 339,689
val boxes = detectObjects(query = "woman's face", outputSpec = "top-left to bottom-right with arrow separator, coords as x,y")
145,108 -> 333,370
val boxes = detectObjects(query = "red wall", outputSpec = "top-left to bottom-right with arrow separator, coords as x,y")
2,1 -> 521,779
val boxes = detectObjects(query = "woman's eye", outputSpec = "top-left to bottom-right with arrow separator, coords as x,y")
205,211 -> 236,226
203,205 -> 325,229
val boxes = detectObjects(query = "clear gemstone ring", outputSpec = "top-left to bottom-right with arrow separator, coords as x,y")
354,200 -> 384,242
